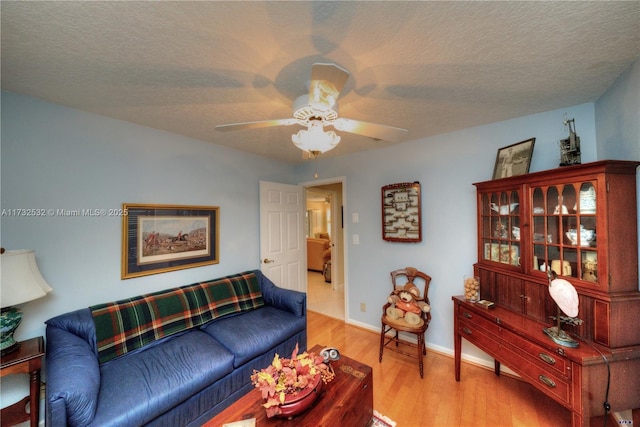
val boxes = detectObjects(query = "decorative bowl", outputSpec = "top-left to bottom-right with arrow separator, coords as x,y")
277,374 -> 323,418
566,226 -> 595,246
251,344 -> 334,419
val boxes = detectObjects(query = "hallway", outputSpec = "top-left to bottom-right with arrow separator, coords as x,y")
306,270 -> 344,320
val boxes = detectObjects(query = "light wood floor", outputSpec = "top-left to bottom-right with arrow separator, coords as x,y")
307,310 -> 572,427
307,270 -> 344,320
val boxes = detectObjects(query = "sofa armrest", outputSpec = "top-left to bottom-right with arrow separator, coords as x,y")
45,325 -> 101,427
255,270 -> 306,317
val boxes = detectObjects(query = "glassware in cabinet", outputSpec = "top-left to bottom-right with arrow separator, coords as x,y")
481,190 -> 520,267
530,181 -> 598,286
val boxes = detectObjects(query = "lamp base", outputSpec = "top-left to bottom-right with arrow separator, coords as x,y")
0,306 -> 23,355
543,326 -> 579,348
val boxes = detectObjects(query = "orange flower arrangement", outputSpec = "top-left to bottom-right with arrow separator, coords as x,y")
250,344 -> 335,418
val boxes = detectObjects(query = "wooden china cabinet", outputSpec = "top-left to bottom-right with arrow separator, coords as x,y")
454,160 -> 640,427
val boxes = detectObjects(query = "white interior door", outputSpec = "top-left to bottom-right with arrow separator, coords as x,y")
259,181 -> 305,291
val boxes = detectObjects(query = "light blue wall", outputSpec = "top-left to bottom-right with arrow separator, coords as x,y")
0,91 -> 296,343
1,57 -> 637,394
297,103 -> 599,359
595,59 -> 640,160
595,59 -> 640,304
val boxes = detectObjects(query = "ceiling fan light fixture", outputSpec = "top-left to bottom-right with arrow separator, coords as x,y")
216,63 -> 408,154
292,120 -> 341,154
309,79 -> 338,111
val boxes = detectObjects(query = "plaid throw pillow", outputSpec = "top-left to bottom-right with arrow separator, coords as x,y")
91,271 -> 263,364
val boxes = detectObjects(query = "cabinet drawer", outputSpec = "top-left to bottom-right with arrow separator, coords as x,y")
458,321 -> 502,357
498,338 -> 571,406
458,309 -> 570,379
458,312 -> 571,406
458,308 -> 499,336
459,319 -> 571,406
502,326 -> 570,379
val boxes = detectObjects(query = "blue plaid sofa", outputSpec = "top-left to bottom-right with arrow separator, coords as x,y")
45,270 -> 306,427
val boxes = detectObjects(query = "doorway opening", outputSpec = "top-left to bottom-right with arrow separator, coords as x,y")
304,179 -> 345,321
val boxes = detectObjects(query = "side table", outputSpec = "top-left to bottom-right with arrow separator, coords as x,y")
0,336 -> 44,427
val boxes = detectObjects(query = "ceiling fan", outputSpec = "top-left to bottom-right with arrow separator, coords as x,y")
215,63 -> 408,157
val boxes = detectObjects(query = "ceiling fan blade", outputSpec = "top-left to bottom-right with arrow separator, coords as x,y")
333,118 -> 408,143
215,118 -> 298,132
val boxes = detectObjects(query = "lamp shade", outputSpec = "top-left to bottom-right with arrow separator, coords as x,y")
549,277 -> 579,318
1,250 -> 53,308
292,120 -> 341,154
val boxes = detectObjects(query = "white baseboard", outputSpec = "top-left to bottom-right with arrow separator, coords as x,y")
345,317 -> 519,377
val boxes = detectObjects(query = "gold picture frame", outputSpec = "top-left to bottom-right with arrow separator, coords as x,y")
122,204 -> 219,279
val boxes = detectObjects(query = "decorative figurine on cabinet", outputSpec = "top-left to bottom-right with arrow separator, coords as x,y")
582,258 -> 598,282
559,116 -> 581,166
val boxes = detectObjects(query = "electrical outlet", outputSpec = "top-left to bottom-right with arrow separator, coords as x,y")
360,302 -> 366,312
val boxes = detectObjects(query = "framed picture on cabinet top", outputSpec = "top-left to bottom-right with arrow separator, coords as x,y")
382,182 -> 422,242
492,137 -> 536,180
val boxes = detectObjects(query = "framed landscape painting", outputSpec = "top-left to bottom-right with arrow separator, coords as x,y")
122,204 -> 219,279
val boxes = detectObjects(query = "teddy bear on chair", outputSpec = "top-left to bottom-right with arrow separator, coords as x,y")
386,281 -> 430,325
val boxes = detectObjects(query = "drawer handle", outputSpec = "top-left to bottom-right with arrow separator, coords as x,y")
463,312 -> 472,319
539,353 -> 556,365
539,375 -> 556,388
463,327 -> 472,335
495,317 -> 502,325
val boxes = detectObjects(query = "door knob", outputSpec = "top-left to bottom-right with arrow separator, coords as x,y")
263,258 -> 275,264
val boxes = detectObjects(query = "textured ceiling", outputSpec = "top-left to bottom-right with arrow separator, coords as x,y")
2,1 -> 639,164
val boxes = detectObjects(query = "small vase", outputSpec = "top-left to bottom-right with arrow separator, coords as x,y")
578,186 -> 596,214
276,374 -> 323,419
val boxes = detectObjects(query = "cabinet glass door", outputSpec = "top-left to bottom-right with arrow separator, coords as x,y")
481,190 -> 520,267
531,181 -> 597,284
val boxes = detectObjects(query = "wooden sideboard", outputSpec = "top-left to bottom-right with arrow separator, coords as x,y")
455,161 -> 640,427
453,296 -> 640,427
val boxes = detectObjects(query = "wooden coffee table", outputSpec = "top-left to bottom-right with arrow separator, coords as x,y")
204,344 -> 373,427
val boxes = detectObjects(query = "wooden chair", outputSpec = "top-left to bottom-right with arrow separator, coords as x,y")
379,267 -> 432,378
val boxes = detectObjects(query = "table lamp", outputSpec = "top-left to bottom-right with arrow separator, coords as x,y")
543,269 -> 582,348
1,249 -> 53,355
